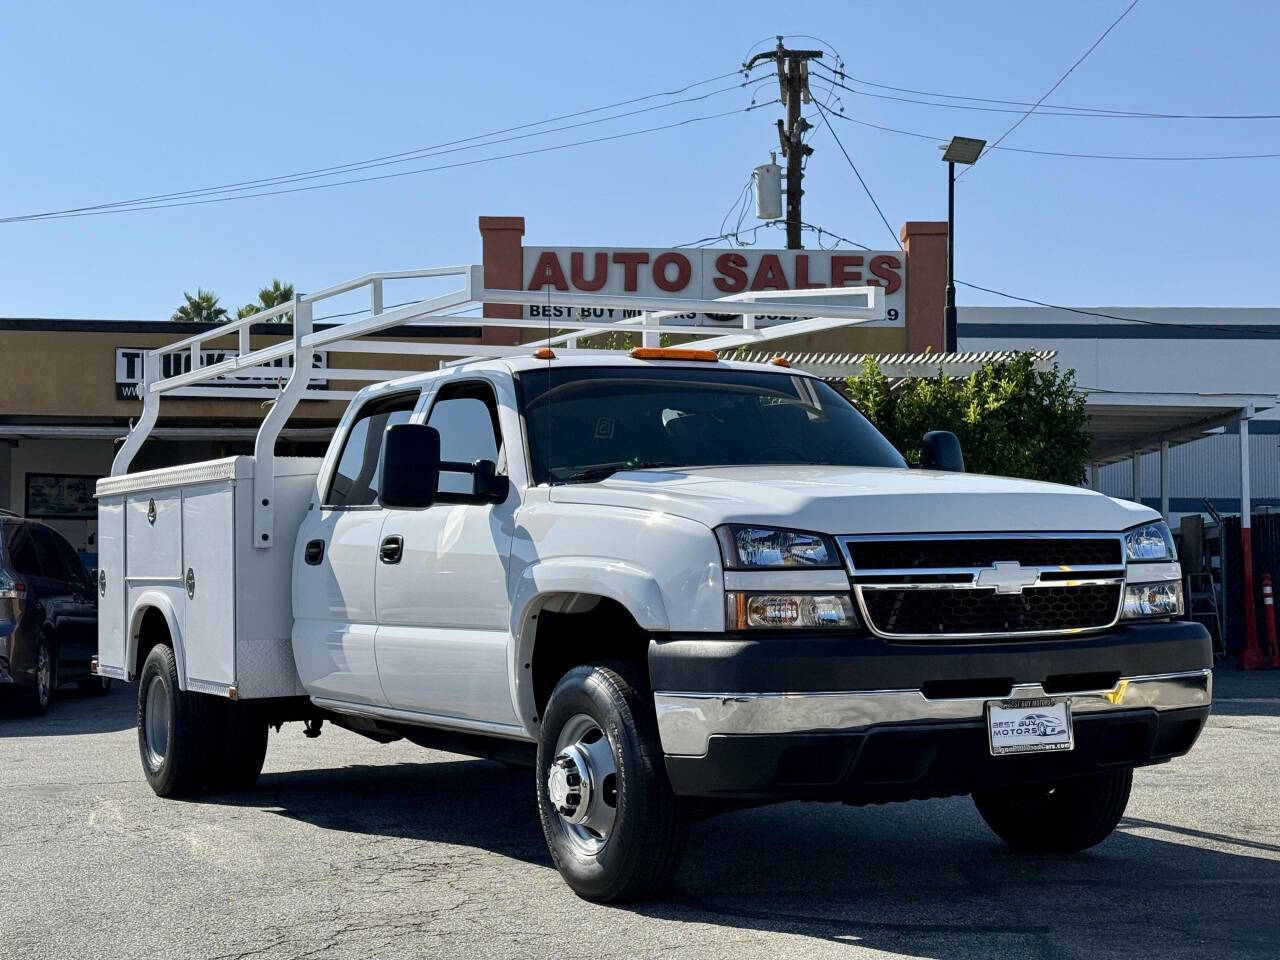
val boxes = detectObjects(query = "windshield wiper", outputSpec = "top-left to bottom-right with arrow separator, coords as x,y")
558,460 -> 682,484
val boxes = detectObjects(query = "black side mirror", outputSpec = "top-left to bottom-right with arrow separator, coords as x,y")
470,459 -> 510,504
380,423 -> 441,508
921,430 -> 965,472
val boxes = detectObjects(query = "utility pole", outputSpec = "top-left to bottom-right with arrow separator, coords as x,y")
744,37 -> 823,249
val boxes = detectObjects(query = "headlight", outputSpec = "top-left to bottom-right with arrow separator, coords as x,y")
716,525 -> 839,569
726,592 -> 858,629
1124,521 -> 1176,562
1123,581 -> 1184,619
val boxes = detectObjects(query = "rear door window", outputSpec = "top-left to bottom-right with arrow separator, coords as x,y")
29,525 -> 75,584
49,530 -> 90,587
3,523 -> 43,578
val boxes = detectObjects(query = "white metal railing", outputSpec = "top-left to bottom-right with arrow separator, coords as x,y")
111,263 -> 883,548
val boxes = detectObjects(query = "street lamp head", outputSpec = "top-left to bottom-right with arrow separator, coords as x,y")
941,136 -> 987,165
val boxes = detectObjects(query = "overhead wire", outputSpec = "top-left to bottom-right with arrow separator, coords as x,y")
810,61 -> 1280,121
823,109 -> 1280,161
2,70 -> 764,223
808,62 -> 1280,121
958,0 -> 1142,178
955,281 -> 1280,337
812,99 -> 901,249
7,100 -> 780,222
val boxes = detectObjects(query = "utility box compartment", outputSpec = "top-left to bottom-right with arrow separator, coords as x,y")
95,456 -> 322,699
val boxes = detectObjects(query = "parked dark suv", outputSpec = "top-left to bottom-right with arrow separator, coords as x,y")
1,512 -> 103,715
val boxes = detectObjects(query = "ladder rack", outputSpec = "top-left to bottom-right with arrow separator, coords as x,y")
111,263 -> 883,548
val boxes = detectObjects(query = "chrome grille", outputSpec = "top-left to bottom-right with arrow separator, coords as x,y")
840,534 -> 1125,641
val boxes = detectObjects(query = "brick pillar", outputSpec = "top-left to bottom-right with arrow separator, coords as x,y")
478,216 -> 525,346
901,221 -> 948,354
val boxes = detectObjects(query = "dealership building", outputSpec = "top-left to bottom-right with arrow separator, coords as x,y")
2,215 -> 1276,569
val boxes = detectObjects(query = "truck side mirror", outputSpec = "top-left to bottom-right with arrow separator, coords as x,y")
921,431 -> 965,472
379,423 -> 441,508
471,459 -> 510,504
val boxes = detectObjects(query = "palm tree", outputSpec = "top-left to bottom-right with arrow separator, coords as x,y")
237,278 -> 295,322
171,289 -> 228,324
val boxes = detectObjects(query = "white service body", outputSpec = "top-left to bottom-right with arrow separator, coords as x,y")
96,456 -> 320,699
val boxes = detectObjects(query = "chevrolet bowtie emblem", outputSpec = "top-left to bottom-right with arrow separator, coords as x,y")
975,561 -> 1040,595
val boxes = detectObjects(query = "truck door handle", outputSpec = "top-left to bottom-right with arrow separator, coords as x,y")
380,535 -> 404,564
304,539 -> 324,565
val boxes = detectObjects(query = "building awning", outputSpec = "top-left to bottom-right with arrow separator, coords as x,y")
1082,392 -> 1274,465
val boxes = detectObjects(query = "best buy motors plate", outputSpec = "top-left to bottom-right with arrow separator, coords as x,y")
987,697 -> 1074,755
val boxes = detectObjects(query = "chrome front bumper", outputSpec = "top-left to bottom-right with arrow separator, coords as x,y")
654,669 -> 1212,757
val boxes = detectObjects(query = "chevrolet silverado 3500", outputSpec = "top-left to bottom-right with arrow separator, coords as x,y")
95,267 -> 1211,902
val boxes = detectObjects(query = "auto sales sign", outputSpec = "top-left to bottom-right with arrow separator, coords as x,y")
521,247 -> 904,327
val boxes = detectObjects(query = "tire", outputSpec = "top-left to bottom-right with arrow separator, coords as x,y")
15,637 -> 55,717
973,768 -> 1133,854
79,676 -> 113,697
137,644 -> 211,798
536,661 -> 688,903
206,699 -> 269,792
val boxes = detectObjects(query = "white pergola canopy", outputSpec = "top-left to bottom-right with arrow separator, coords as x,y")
1081,392 -> 1270,465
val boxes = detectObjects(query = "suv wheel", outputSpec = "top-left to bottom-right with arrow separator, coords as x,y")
536,661 -> 687,903
137,644 -> 211,797
15,638 -> 54,716
973,767 -> 1133,853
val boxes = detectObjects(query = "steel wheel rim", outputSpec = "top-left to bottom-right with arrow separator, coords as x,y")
143,675 -> 170,768
549,713 -> 618,856
36,645 -> 51,708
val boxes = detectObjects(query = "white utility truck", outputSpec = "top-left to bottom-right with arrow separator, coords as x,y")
96,265 -> 1211,902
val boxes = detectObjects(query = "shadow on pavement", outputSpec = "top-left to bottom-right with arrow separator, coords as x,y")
0,681 -> 135,736
206,754 -> 1278,959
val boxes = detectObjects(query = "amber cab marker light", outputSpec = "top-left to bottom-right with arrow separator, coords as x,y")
532,347 -> 556,360
770,355 -> 791,367
629,347 -> 719,362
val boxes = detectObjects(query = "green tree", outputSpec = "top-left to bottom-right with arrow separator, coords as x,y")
170,289 -> 228,324
237,278 -> 295,321
847,353 -> 1091,485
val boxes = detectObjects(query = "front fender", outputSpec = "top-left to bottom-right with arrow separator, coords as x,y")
127,592 -> 187,688
508,557 -> 671,735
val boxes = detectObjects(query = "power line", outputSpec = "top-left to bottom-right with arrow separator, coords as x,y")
1,70 -> 757,224
824,109 -> 1280,161
812,99 -> 900,249
809,61 -> 1280,121
6,102 -> 777,222
956,280 -> 1280,336
959,0 -> 1141,178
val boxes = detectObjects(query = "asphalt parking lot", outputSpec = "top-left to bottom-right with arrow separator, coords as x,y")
1,670 -> 1277,960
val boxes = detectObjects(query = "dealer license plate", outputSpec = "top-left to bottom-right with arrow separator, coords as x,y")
987,697 -> 1074,756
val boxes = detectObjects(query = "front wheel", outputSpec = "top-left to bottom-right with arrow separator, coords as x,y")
973,768 -> 1133,853
536,662 -> 687,903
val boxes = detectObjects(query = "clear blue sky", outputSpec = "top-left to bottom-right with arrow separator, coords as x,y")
2,0 -> 1277,319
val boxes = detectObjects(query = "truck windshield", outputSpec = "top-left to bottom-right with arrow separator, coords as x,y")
515,365 -> 906,485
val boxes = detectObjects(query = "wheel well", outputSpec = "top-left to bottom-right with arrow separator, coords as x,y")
530,595 -> 650,718
133,607 -> 171,679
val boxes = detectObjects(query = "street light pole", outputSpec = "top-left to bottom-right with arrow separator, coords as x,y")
945,159 -> 957,353
939,136 -> 986,355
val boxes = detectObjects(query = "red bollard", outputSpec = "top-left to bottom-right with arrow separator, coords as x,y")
1239,573 -> 1267,671
1265,574 -> 1280,669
